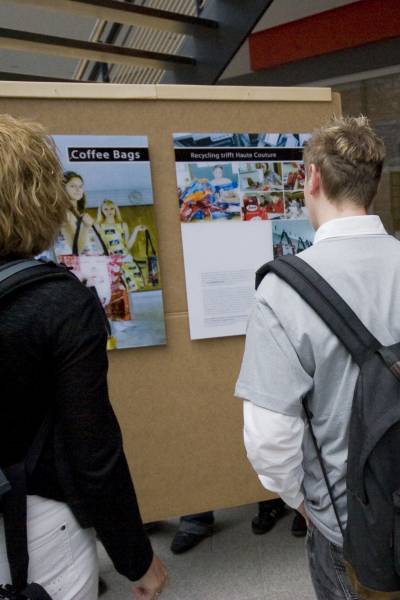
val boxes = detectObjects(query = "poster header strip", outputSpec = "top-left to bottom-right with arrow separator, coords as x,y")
0,82 -> 332,102
67,147 -> 149,162
174,148 -> 304,162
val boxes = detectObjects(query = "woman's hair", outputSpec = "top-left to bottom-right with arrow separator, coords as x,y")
303,115 -> 385,209
97,199 -> 123,224
0,114 -> 71,257
63,170 -> 86,215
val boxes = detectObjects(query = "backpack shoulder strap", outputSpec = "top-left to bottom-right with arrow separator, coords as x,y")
0,258 -> 43,284
0,259 -> 76,303
256,254 -> 379,536
256,254 -> 380,367
2,413 -> 54,593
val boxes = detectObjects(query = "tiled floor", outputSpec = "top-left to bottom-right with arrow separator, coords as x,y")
99,503 -> 316,600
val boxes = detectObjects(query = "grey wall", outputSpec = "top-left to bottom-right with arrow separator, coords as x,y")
219,0 -> 363,81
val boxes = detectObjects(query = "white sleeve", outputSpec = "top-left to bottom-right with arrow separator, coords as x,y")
243,400 -> 305,509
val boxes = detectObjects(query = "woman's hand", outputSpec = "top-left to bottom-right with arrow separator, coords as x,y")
133,225 -> 147,233
132,555 -> 168,600
82,213 -> 94,227
127,225 -> 148,249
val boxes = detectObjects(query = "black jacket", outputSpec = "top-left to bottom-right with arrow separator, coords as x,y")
0,262 -> 153,581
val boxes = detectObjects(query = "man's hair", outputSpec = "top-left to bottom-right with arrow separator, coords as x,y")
0,114 -> 71,257
303,115 -> 385,209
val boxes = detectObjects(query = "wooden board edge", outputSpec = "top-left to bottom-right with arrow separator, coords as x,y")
0,82 -> 332,102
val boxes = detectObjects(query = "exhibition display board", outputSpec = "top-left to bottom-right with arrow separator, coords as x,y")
0,83 -> 340,521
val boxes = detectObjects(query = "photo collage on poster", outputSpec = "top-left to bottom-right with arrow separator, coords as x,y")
175,132 -> 309,216
173,133 -> 315,340
49,135 -> 166,350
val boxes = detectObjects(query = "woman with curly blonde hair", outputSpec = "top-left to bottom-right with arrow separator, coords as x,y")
0,115 -> 166,600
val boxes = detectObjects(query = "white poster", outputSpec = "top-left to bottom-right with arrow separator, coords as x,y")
173,132 -> 314,340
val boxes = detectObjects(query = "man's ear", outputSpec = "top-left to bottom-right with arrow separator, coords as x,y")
307,164 -> 321,196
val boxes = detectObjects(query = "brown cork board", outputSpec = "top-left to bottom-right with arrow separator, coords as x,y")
0,84 -> 341,521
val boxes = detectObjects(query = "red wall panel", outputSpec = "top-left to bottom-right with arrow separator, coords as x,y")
250,0 -> 400,71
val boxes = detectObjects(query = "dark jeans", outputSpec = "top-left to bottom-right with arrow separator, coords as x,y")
179,500 -> 284,535
306,522 -> 360,600
179,511 -> 215,535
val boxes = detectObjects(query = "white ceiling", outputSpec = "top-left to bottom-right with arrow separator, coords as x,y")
0,1 -> 95,77
0,0 -> 203,81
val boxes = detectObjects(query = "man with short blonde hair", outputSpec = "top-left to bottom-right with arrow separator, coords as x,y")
236,116 -> 394,599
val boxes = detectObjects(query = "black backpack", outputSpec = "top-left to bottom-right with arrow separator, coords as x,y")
0,258 -> 77,600
256,254 -> 400,597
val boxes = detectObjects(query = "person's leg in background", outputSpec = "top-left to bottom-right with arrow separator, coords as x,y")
251,499 -> 287,534
306,522 -> 360,600
171,500 -> 307,554
290,510 -> 307,537
252,499 -> 307,537
170,511 -> 214,554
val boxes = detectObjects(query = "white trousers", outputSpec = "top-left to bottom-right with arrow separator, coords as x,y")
0,495 -> 99,600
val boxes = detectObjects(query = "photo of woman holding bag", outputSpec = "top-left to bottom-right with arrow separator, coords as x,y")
56,171 -> 108,257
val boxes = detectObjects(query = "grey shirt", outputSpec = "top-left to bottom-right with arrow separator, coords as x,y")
236,215 -> 400,545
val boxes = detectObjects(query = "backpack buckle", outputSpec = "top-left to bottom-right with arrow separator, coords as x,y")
390,361 -> 400,381
377,346 -> 400,381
